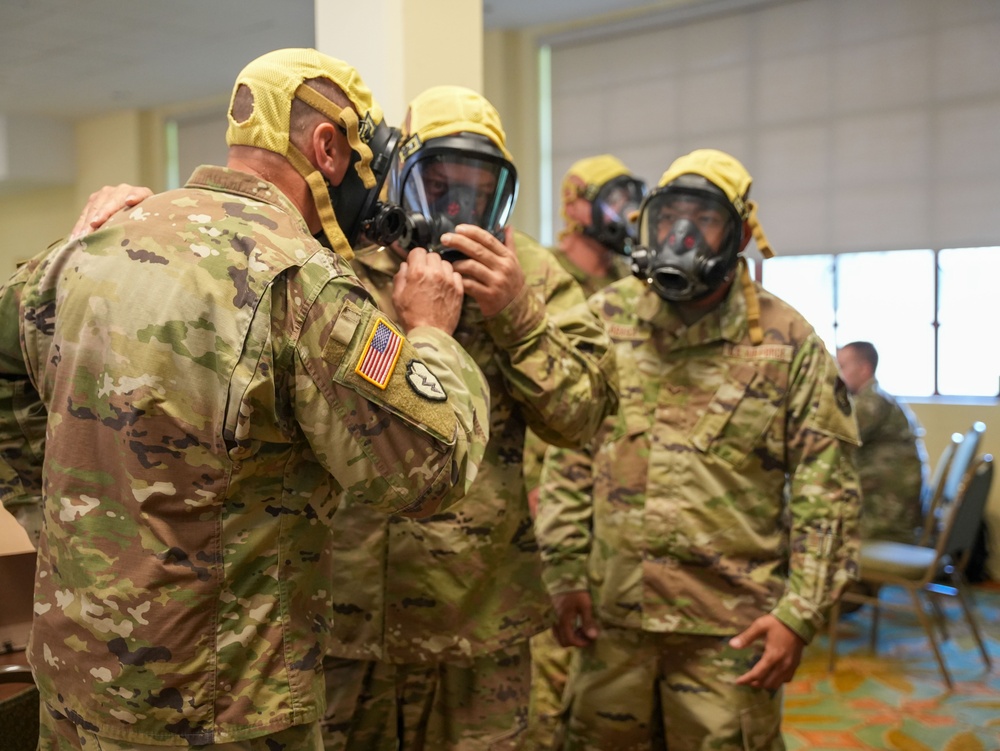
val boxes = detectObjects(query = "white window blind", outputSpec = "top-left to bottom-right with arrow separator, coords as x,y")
544,0 -> 1000,255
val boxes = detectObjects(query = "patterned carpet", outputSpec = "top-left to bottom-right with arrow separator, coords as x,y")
783,583 -> 1000,751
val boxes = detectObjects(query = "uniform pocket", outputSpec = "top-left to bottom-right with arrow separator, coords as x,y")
690,364 -> 783,468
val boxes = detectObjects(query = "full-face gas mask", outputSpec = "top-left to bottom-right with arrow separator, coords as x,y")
329,117 -> 406,248
630,174 -> 743,302
389,133 -> 518,261
584,174 -> 646,255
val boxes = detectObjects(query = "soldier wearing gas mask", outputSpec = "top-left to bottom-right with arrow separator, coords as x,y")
390,110 -> 518,263
535,149 -> 861,751
17,48 -> 493,751
554,155 -> 646,297
64,84 -> 619,751
321,86 -> 618,751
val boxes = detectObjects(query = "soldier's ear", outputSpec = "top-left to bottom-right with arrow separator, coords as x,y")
311,122 -> 351,188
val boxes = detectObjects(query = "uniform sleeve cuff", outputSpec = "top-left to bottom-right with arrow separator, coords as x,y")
771,595 -> 824,644
541,561 -> 590,598
483,284 -> 546,344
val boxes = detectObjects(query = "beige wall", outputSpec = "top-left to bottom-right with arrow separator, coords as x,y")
0,108 -> 165,279
0,184 -> 77,280
484,29 -> 542,240
909,401 -> 1000,580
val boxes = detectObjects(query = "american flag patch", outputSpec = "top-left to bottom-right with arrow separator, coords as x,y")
355,317 -> 403,389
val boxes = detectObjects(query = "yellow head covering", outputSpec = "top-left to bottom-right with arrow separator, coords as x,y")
398,85 -> 511,163
225,48 -> 386,259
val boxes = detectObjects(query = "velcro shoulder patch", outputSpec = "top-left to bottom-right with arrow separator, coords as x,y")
322,304 -> 457,442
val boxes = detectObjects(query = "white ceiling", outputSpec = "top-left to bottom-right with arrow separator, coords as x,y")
0,0 -> 660,121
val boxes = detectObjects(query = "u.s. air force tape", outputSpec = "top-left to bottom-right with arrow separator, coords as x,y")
405,360 -> 447,401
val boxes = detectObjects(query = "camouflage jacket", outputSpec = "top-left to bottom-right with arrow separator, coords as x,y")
0,166 -> 489,746
853,379 -> 928,542
327,231 -> 618,663
536,274 -> 861,643
549,245 -> 631,300
523,246 -> 629,493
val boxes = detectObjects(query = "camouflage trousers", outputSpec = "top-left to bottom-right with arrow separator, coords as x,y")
523,628 -> 572,750
38,702 -> 324,750
322,641 -> 531,751
557,627 -> 785,751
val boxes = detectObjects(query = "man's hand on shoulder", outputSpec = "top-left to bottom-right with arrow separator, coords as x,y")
70,184 -> 154,240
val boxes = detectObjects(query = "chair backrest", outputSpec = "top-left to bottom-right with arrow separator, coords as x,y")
937,454 -> 994,572
920,422 -> 986,545
919,433 -> 960,526
942,422 -> 985,504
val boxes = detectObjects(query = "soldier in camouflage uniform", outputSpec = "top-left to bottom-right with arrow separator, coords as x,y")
522,155 -> 645,750
535,149 -> 861,751
0,49 -> 491,751
319,86 -> 618,751
837,341 -> 928,543
548,155 -> 645,299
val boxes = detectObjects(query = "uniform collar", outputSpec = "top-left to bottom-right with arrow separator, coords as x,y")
353,244 -> 404,277
635,277 -> 748,346
185,165 -> 358,258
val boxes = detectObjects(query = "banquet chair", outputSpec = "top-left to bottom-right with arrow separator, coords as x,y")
829,454 -> 994,688
918,421 -> 985,546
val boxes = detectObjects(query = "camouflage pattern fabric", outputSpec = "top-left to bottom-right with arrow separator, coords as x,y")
548,247 -> 631,300
322,230 -> 618,749
556,627 -> 783,751
0,165 -> 490,747
521,247 -> 629,493
536,274 -> 861,644
327,230 -> 617,664
40,705 -> 325,751
852,379 -> 929,543
323,643 -> 530,751
524,627 -> 572,750
522,246 -> 627,750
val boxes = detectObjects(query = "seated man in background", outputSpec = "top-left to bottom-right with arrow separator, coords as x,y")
837,341 -> 929,543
